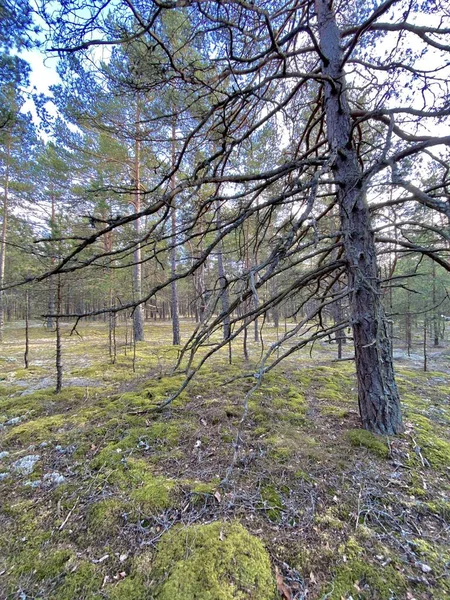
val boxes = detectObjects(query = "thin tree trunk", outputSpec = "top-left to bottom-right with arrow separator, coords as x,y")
423,318 -> 428,372
170,121 -> 180,345
132,101 -> 145,342
55,275 -> 63,393
24,289 -> 29,369
406,290 -> 412,356
47,191 -> 56,329
316,0 -> 402,435
432,260 -> 439,346
243,323 -> 249,361
216,199 -> 231,340
0,135 -> 10,342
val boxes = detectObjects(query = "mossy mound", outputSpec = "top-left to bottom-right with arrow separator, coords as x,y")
260,484 -> 284,523
347,429 -> 389,458
149,521 -> 276,599
325,558 -> 406,599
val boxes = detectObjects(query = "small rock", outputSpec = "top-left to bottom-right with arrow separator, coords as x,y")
55,444 -> 76,455
0,472 -> 9,481
40,442 -> 49,448
24,480 -> 41,489
43,472 -> 66,486
12,454 -> 41,476
119,554 -> 128,563
418,562 -> 432,573
5,416 -> 22,426
0,451 -> 9,460
92,554 -> 109,564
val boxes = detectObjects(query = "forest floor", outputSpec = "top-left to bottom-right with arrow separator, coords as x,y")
0,321 -> 449,600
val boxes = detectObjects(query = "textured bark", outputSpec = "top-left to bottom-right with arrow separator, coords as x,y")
170,121 -> 180,346
55,275 -> 63,393
24,289 -> 29,369
432,261 -> 439,346
0,136 -> 10,342
132,103 -> 145,342
47,190 -> 56,329
316,0 -> 402,435
216,200 -> 231,340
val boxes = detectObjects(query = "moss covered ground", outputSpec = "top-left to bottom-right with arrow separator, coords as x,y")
0,320 -> 449,599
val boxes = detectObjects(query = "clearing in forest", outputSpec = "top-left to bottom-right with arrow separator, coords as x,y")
0,322 -> 449,600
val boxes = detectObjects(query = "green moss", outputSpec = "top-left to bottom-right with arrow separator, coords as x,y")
268,444 -> 291,462
347,429 -> 389,458
13,366 -> 47,378
424,499 -> 450,521
293,469 -> 312,482
131,474 -> 176,513
260,484 -> 284,523
266,430 -> 318,463
1,386 -> 88,417
149,521 -> 276,600
35,549 -> 73,580
338,537 -> 363,560
51,561 -> 103,600
411,539 -> 450,597
322,406 -> 350,418
190,479 -> 220,495
90,422 -> 182,470
315,511 -> 345,530
412,415 -> 450,470
6,547 -> 71,583
88,498 -> 126,533
108,576 -> 149,600
325,558 -> 405,599
4,413 -> 68,445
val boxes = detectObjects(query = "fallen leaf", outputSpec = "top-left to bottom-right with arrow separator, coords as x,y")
275,566 -> 292,600
214,490 -> 222,503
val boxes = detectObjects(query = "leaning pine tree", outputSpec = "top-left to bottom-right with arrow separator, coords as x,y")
37,0 -> 450,436
316,0 -> 402,434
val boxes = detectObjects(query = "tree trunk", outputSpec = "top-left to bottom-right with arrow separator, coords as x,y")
432,260 -> 439,346
406,289 -> 412,356
132,101 -> 145,342
47,190 -> 56,329
216,199 -> 231,340
170,121 -> 180,345
55,275 -> 63,393
24,288 -> 29,369
0,135 -> 10,342
316,0 -> 402,435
